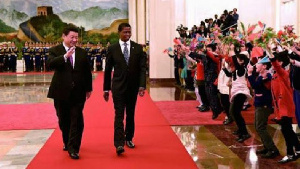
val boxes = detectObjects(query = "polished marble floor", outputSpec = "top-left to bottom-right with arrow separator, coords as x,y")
1,73 -> 300,169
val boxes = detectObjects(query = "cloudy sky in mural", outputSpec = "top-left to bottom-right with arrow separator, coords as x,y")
0,0 -> 128,16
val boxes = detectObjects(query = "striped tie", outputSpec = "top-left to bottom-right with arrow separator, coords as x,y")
123,42 -> 129,64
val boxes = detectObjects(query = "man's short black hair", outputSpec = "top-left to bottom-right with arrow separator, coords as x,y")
118,23 -> 131,32
62,24 -> 79,36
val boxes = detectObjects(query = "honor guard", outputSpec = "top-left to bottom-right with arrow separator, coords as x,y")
34,42 -> 42,72
22,42 -> 31,72
29,42 -> 35,71
94,42 -> 103,71
85,42 -> 94,71
9,41 -> 18,72
0,43 -> 4,72
43,42 -> 50,71
2,42 -> 10,71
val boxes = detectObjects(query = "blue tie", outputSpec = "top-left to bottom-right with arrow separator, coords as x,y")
123,42 -> 129,64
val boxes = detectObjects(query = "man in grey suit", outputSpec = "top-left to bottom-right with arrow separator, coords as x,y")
103,23 -> 146,155
47,24 -> 92,160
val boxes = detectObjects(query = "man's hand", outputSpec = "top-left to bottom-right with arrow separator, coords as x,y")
86,92 -> 92,100
138,88 -> 145,97
65,46 -> 76,58
103,91 -> 109,102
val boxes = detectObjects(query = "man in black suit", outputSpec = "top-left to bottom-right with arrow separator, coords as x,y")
47,24 -> 92,160
103,23 -> 146,155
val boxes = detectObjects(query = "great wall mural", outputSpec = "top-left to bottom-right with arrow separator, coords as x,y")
0,0 -> 128,44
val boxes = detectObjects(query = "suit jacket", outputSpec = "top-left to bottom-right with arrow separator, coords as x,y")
47,44 -> 92,101
103,40 -> 146,96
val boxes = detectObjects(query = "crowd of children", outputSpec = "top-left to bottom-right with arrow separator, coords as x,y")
166,14 -> 300,163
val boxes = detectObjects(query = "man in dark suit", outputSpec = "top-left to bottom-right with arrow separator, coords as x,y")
47,24 -> 92,160
103,23 -> 146,155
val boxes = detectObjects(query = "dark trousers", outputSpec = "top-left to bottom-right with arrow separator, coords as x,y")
113,89 -> 138,147
230,94 -> 248,135
9,55 -> 17,72
198,83 -> 209,106
205,81 -> 223,115
185,70 -> 194,90
280,116 -> 300,155
220,94 -> 231,118
255,107 -> 278,151
24,56 -> 31,71
174,67 -> 181,85
54,99 -> 85,154
35,56 -> 41,71
293,90 -> 300,128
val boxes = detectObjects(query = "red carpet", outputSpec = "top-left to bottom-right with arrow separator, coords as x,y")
27,72 -> 198,169
155,100 -> 278,125
0,103 -> 57,130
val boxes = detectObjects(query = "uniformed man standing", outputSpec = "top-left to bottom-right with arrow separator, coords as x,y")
3,42 -> 10,71
0,43 -> 4,72
94,42 -> 103,71
34,42 -> 42,72
9,41 -> 18,72
85,42 -> 94,71
44,42 -> 50,71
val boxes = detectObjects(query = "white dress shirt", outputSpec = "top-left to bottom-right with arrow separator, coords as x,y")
119,39 -> 130,56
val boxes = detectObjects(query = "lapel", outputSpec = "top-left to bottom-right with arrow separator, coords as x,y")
73,47 -> 79,69
116,42 -> 127,65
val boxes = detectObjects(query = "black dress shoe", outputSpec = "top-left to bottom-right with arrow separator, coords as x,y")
278,155 -> 296,163
212,113 -> 220,120
199,105 -> 209,112
63,145 -> 68,151
69,152 -> 79,159
261,150 -> 280,158
236,134 -> 251,143
126,141 -> 135,148
116,146 -> 125,155
256,148 -> 268,155
223,118 -> 233,125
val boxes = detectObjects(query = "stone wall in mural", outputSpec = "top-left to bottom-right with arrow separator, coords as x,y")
0,0 -> 128,44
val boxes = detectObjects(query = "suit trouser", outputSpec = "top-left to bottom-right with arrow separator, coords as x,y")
54,98 -> 85,154
113,89 -> 138,147
205,81 -> 223,115
255,106 -> 278,151
280,116 -> 300,155
293,90 -> 300,128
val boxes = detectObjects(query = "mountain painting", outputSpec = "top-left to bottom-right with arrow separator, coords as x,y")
0,0 -> 128,44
